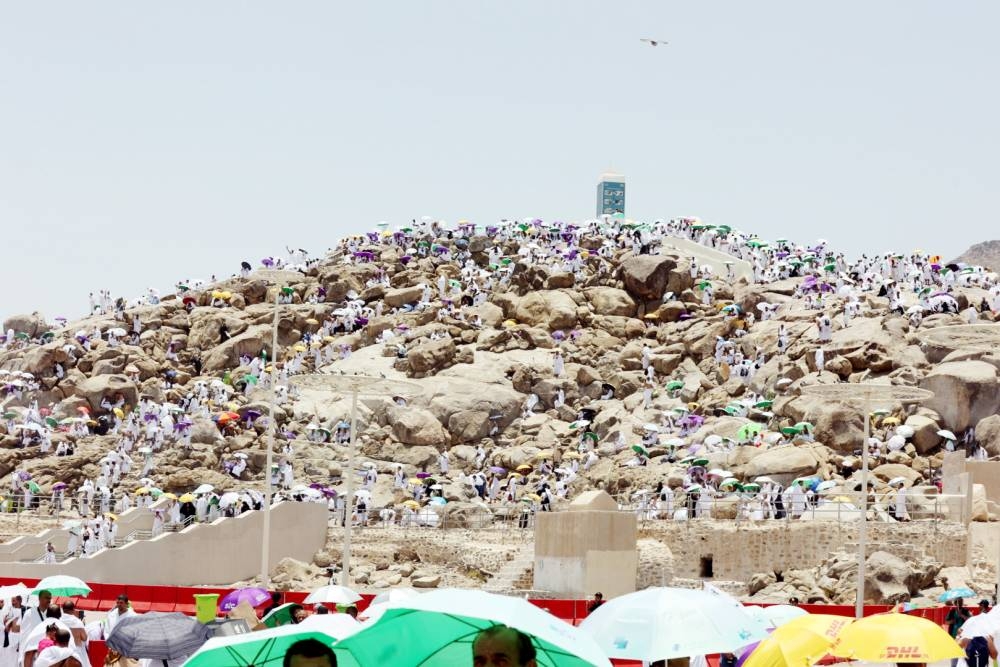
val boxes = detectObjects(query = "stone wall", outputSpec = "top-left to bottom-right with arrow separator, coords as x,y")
639,520 -> 968,582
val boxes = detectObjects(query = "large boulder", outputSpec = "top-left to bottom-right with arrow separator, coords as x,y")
407,338 -> 457,377
514,291 -> 577,331
18,342 -> 72,377
619,254 -> 688,301
744,446 -> 820,481
920,361 -> 1000,432
976,415 -> 1000,458
863,551 -> 912,604
905,415 -> 942,454
202,324 -> 271,372
584,288 -> 637,317
388,407 -> 449,446
3,313 -> 47,337
73,375 -> 139,412
384,286 -> 424,308
446,410 -> 491,443
187,310 -> 250,351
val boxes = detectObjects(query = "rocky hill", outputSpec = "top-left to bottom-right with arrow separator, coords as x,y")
2,218 -> 1000,581
952,240 -> 1000,271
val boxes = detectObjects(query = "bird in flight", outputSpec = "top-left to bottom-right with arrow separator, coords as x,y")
640,38 -> 669,47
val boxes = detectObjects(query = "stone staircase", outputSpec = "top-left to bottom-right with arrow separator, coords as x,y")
485,542 -> 535,593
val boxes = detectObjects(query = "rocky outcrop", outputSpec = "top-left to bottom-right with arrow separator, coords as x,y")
920,361 -> 1000,432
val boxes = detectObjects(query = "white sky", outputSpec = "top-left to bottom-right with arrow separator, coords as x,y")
1,1 -> 997,320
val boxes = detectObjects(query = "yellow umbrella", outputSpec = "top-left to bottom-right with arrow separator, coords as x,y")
881,416 -> 901,425
323,336 -> 336,343
831,612 -> 963,662
507,472 -> 523,479
743,615 -> 850,667
562,452 -> 582,460
113,407 -> 125,419
106,513 -> 118,521
503,319 -> 518,329
305,318 -> 319,325
211,290 -> 225,300
402,500 -> 420,509
523,493 -> 541,502
515,464 -> 532,473
407,478 -> 422,486
135,487 -> 149,495
293,344 -> 307,352
533,450 -> 553,461
179,493 -> 196,503
162,493 -> 178,500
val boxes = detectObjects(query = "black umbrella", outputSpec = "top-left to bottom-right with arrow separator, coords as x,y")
106,612 -> 212,663
241,261 -> 253,271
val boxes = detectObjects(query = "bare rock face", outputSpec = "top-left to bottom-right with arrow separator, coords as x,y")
619,254 -> 688,301
203,324 -> 271,372
514,291 -> 578,331
73,374 -> 139,412
406,338 -> 457,377
743,446 -> 820,481
976,415 -> 1000,458
809,402 -> 864,454
388,406 -> 448,446
584,287 -> 637,317
864,550 -> 939,605
3,313 -> 48,338
920,360 -> 1000,432
906,415 -> 942,454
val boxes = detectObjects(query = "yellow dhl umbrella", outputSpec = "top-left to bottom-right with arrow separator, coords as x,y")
831,612 -> 963,662
743,614 -> 851,667
178,493 -> 196,503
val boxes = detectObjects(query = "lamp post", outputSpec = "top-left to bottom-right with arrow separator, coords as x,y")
291,374 -> 420,586
802,383 -> 933,618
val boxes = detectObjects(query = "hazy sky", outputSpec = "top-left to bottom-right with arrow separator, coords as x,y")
2,2 -> 997,321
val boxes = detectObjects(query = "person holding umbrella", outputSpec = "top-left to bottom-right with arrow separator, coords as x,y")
472,626 -> 537,667
946,598 -> 972,666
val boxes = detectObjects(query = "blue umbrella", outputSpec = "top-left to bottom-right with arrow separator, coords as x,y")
939,587 -> 976,602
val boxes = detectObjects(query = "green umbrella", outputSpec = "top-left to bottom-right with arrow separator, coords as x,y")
715,225 -> 732,234
281,286 -> 294,295
45,417 -> 58,428
753,400 -> 773,410
780,426 -> 803,436
400,227 -> 413,233
742,482 -> 761,492
723,405 -> 742,415
2,411 -> 17,419
14,332 -> 29,340
692,458 -> 710,467
333,588 -> 611,667
631,444 -> 649,456
32,574 -> 91,597
184,621 -> 355,667
666,380 -> 684,392
794,421 -> 814,433
417,240 -> 431,247
697,280 -> 712,290
261,603 -> 303,628
242,374 -> 258,386
737,423 -> 764,441
27,481 -> 40,494
823,263 -> 837,272
747,240 -> 766,248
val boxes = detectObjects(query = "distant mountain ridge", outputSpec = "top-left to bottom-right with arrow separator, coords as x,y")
951,240 -> 1000,271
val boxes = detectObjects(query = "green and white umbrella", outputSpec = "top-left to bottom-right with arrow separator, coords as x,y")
31,575 -> 91,597
183,615 -> 359,667
333,588 -> 611,667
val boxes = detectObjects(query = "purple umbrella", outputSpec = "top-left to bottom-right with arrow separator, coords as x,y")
400,255 -> 412,265
416,472 -> 432,479
551,330 -> 566,341
366,232 -> 379,243
18,471 -> 31,481
678,415 -> 704,428
243,409 -> 262,423
486,226 -> 499,236
489,466 -> 507,475
52,482 -> 67,491
218,587 -> 271,612
261,257 -> 274,267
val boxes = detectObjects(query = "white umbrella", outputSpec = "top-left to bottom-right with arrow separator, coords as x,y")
642,423 -> 660,433
194,484 -> 214,494
938,429 -> 957,440
579,587 -> 768,661
664,438 -> 685,448
895,425 -> 915,438
369,587 -> 422,608
296,612 -> 361,636
218,492 -> 241,508
304,584 -> 362,605
888,476 -> 908,487
704,435 -> 723,447
107,327 -> 127,337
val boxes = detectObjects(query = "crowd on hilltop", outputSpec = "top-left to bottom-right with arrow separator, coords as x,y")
2,214 -> 1000,548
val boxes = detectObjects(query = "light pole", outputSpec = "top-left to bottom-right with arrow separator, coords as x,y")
802,383 -> 933,618
291,374 -> 420,586
260,288 -> 281,587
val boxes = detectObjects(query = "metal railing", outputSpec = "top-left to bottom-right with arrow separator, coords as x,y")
613,488 -> 968,527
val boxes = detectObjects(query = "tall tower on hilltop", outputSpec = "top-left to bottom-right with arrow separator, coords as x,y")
596,170 -> 626,217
